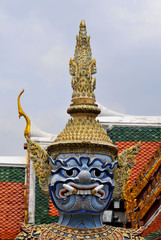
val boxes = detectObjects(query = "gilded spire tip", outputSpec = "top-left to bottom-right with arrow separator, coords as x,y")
80,20 -> 86,28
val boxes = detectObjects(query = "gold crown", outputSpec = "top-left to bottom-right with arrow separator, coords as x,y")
47,20 -> 117,160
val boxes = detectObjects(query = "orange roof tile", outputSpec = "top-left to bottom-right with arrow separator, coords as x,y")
0,182 -> 25,240
48,199 -> 59,216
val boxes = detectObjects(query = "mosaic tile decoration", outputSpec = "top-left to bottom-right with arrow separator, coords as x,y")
0,167 -> 25,240
15,222 -> 145,240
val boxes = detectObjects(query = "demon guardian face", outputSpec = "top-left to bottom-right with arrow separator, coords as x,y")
49,153 -> 117,214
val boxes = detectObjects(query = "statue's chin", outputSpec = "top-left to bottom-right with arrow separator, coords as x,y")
50,190 -> 112,214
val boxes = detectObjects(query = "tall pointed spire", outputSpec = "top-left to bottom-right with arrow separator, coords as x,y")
47,21 -> 117,159
68,20 -> 100,117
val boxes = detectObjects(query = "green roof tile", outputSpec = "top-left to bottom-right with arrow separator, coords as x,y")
0,167 -> 25,183
35,177 -> 58,224
108,127 -> 161,142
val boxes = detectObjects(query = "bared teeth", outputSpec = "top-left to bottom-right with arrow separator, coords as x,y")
77,190 -> 91,195
86,190 -> 91,195
62,184 -> 104,198
80,190 -> 84,195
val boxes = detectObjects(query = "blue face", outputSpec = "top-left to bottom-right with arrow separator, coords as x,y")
49,153 -> 117,215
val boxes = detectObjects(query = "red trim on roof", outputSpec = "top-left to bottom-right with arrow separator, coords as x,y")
142,212 -> 161,237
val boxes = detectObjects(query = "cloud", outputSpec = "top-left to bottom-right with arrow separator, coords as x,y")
0,5 -> 71,90
109,0 -> 161,44
42,45 -> 69,70
0,78 -> 16,90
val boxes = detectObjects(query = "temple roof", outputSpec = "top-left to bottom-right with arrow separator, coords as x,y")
108,126 -> 161,184
97,102 -> 129,117
28,103 -> 161,149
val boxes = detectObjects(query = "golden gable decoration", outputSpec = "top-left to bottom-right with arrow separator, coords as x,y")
122,145 -> 161,228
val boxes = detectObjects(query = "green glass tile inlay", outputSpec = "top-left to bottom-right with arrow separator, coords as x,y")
0,167 -> 25,183
108,127 -> 161,142
35,177 -> 58,224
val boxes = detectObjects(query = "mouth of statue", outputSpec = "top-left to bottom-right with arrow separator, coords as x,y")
59,183 -> 105,199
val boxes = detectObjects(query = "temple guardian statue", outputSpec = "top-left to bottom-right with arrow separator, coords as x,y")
16,20 -> 144,240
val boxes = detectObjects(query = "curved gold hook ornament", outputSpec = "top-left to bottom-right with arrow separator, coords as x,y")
18,89 -> 31,137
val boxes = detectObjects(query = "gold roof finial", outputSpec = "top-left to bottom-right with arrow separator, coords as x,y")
47,21 -> 117,159
18,89 -> 31,137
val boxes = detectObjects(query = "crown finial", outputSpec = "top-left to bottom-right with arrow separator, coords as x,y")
80,20 -> 86,27
68,20 -> 100,117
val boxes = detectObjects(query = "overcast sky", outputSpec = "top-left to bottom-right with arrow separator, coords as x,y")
0,0 -> 161,156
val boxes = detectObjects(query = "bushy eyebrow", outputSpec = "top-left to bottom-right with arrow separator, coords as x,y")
67,163 -> 78,167
49,156 -> 117,172
88,159 -> 117,173
88,158 -> 107,167
49,156 -> 82,170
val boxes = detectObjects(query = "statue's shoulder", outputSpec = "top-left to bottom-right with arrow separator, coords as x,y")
15,222 -> 56,240
105,225 -> 145,240
15,223 -> 145,240
83,225 -> 145,240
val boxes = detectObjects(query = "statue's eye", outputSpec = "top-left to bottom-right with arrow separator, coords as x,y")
65,169 -> 75,177
94,169 -> 102,177
60,169 -> 79,178
90,169 -> 104,178
59,168 -> 79,178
